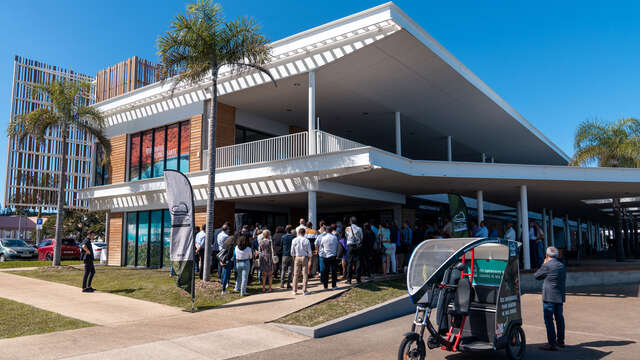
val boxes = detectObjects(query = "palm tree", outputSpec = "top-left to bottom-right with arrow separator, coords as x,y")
158,0 -> 275,281
571,117 -> 640,261
8,80 -> 111,266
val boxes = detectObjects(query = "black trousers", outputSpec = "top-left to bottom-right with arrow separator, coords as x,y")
321,256 -> 338,288
82,259 -> 95,289
346,245 -> 361,282
196,248 -> 205,279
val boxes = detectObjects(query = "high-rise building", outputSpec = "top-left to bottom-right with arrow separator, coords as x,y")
4,55 -> 95,212
4,55 -> 164,213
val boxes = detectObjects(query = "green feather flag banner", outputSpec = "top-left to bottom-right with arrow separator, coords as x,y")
448,194 -> 470,238
164,170 -> 196,298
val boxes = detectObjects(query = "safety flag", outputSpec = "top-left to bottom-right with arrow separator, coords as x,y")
448,194 -> 470,237
164,170 -> 196,298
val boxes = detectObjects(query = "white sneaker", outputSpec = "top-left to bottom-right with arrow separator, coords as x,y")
292,291 -> 298,295
221,290 -> 227,295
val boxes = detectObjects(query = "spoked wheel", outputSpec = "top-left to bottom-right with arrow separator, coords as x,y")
398,334 -> 426,360
505,325 -> 526,360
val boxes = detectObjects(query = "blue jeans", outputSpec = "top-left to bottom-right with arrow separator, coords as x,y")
543,301 -> 565,346
319,256 -> 325,274
220,261 -> 234,291
235,259 -> 250,296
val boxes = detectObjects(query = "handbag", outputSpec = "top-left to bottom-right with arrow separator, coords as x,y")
271,239 -> 279,264
217,247 -> 231,264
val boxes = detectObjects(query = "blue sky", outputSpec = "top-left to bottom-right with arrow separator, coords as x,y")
1,0 -> 639,207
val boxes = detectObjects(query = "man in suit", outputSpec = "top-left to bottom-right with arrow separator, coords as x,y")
535,246 -> 567,351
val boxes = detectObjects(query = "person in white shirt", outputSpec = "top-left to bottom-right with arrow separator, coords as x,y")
295,218 -> 307,234
194,226 -> 206,279
234,235 -> 253,296
474,221 -> 489,238
344,216 -> 363,284
290,227 -> 312,295
319,225 -> 339,289
504,222 -> 517,241
216,225 -> 230,275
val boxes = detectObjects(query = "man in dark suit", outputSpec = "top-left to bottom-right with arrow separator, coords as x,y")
535,246 -> 566,351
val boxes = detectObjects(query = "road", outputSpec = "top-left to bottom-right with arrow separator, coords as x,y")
233,284 -> 640,360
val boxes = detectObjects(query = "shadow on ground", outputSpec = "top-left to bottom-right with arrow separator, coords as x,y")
443,340 -> 635,360
526,284 -> 640,298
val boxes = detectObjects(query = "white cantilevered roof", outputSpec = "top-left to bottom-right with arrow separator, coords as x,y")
95,2 -> 569,166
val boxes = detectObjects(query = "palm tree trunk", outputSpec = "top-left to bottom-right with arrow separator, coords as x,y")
53,124 -> 69,266
203,68 -> 218,282
613,198 -> 625,262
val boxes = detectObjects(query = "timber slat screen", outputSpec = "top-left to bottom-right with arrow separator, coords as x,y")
95,56 -> 167,103
4,55 -> 95,212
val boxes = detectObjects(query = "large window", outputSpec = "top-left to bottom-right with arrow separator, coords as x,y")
94,144 -> 109,186
235,125 -> 273,144
128,121 -> 190,181
124,210 -> 171,268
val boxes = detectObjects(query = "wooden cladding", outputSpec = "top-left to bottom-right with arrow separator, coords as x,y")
194,201 -> 235,229
107,212 -> 123,266
95,56 -> 166,102
216,103 -> 236,147
108,134 -> 127,184
189,114 -> 202,172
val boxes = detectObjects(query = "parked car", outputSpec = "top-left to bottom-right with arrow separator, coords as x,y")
91,242 -> 107,260
0,239 -> 38,261
37,238 -> 81,261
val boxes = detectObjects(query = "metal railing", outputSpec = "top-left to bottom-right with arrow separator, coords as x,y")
206,130 -> 364,169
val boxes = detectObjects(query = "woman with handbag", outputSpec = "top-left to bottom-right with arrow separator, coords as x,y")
259,229 -> 275,292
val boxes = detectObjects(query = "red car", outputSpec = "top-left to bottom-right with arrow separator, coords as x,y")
37,238 -> 81,260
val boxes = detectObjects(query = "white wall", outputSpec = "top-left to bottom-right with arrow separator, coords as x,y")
235,109 -> 289,136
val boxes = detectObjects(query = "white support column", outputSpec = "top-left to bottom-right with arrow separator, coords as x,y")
395,111 -> 401,156
447,136 -> 452,162
308,70 -> 316,155
481,153 -> 486,163
577,219 -> 582,255
308,191 -> 317,228
476,190 -> 484,223
542,209 -> 548,246
520,185 -> 531,270
549,210 -> 555,247
516,201 -> 522,243
104,211 -> 110,264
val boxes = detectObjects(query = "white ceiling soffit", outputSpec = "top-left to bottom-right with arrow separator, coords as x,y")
97,5 -> 402,127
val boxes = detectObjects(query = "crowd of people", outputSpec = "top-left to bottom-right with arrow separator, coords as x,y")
190,216 -> 447,296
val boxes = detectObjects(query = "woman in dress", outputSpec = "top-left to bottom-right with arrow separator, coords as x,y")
259,229 -> 274,292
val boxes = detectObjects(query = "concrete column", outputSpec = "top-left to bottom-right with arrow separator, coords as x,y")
516,201 -> 522,243
542,209 -> 548,246
549,210 -> 555,247
308,70 -> 316,155
520,185 -> 531,270
308,191 -> 317,228
395,111 -> 401,156
565,215 -> 570,250
481,153 -> 486,163
577,219 -> 582,260
447,136 -> 452,162
476,190 -> 484,223
104,211 -> 110,264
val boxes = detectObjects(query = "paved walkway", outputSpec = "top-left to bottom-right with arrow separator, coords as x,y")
0,271 -> 356,359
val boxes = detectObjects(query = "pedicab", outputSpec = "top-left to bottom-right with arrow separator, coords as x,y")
398,238 -> 525,360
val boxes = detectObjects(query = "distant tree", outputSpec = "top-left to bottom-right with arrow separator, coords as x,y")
8,80 -> 111,265
42,210 -> 106,241
158,0 -> 275,281
571,117 -> 640,261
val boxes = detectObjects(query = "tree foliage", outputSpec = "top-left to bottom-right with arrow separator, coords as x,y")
41,210 -> 106,241
571,117 -> 640,167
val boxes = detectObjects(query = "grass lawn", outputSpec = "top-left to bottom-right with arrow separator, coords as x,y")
0,297 -> 92,339
11,266 -> 262,310
276,278 -> 407,327
0,260 -> 88,269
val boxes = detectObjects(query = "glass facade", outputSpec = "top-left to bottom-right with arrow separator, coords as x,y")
235,125 -> 273,144
94,144 -> 109,186
129,121 -> 190,181
125,210 -> 172,268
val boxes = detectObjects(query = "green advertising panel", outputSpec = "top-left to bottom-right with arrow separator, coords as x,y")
448,194 -> 470,237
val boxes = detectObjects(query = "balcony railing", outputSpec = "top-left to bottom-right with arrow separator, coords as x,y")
205,130 -> 364,169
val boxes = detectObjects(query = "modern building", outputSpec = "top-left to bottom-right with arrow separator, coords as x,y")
4,56 -> 166,213
80,2 -> 640,270
4,56 -> 95,212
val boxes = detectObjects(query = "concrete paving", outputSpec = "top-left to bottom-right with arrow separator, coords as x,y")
0,272 -> 351,359
232,284 -> 640,360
